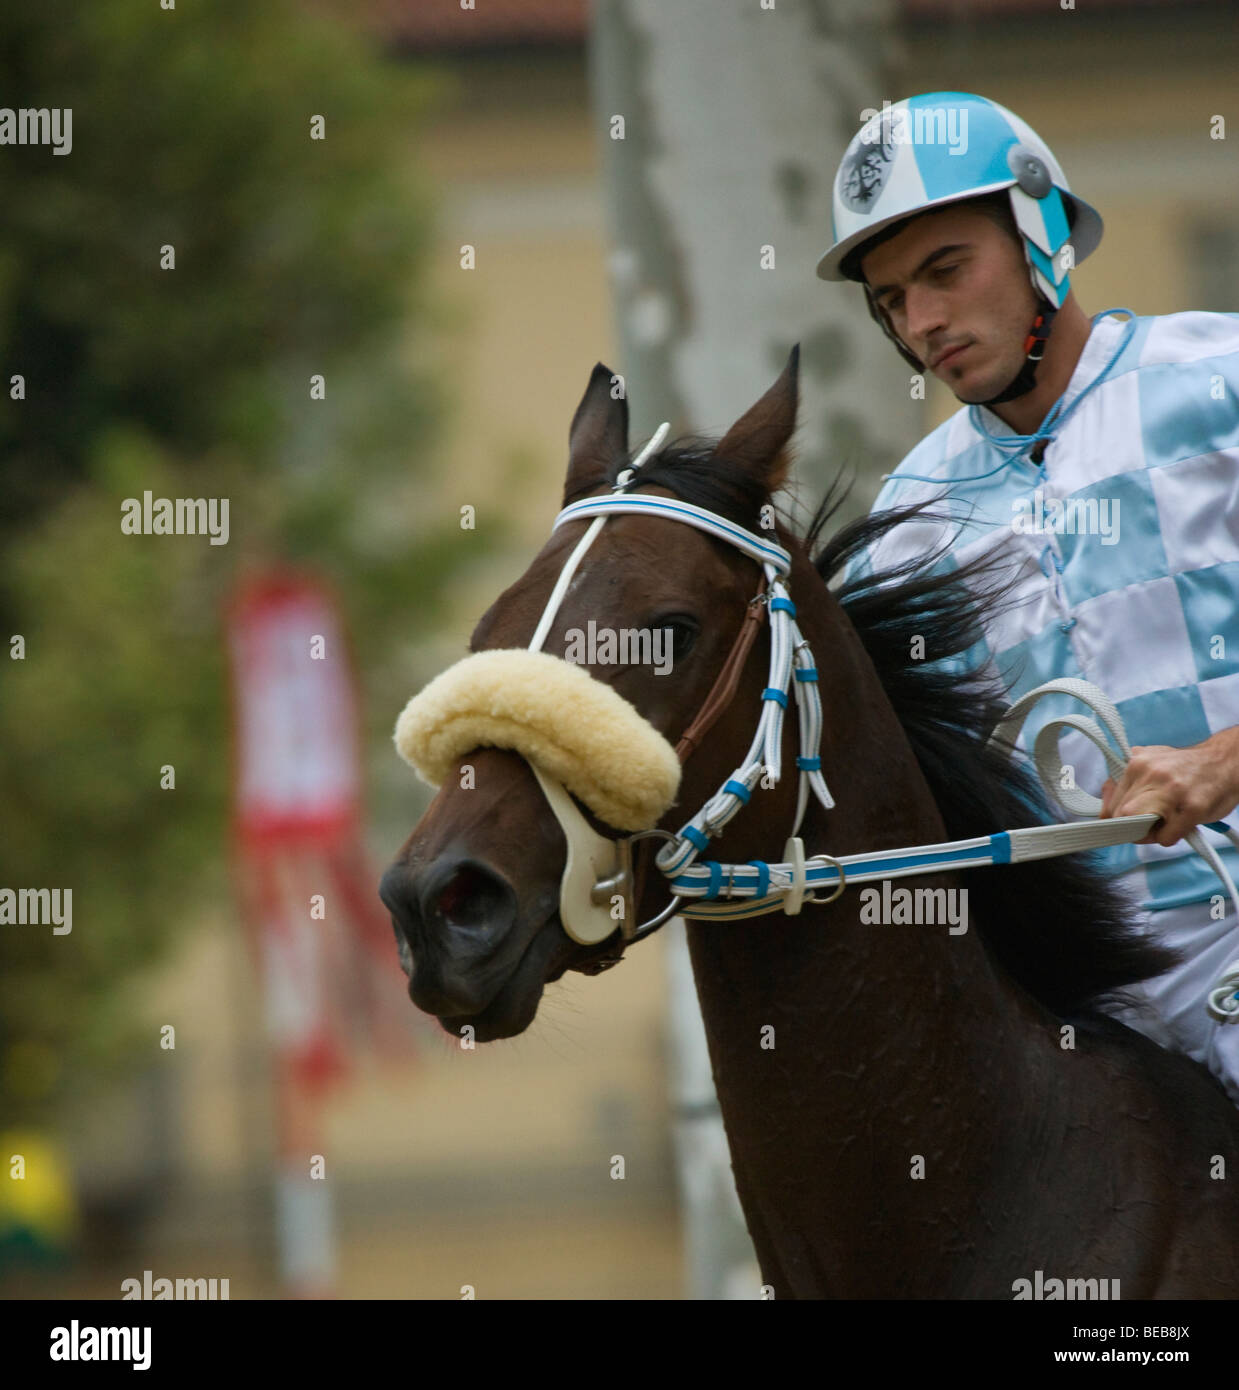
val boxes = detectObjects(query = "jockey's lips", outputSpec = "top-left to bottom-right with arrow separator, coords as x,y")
931,341 -> 972,370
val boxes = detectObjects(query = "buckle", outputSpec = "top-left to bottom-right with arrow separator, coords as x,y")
607,827 -> 683,942
805,854 -> 847,905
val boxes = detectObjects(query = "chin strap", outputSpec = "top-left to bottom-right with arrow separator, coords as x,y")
977,300 -> 1058,404
864,285 -> 1058,406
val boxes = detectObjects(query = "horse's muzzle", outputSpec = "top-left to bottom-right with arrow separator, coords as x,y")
380,855 -> 522,1016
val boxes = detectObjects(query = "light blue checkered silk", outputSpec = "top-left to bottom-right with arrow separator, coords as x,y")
848,308 -> 1239,915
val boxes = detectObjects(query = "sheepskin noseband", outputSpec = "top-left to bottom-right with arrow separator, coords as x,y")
393,649 -> 681,832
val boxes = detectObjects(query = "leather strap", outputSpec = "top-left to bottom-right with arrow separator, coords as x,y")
675,586 -> 767,763
579,585 -> 768,973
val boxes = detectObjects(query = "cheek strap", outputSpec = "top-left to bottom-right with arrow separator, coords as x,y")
676,584 -> 767,762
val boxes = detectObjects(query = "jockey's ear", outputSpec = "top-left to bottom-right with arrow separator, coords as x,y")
564,362 -> 629,504
715,344 -> 799,493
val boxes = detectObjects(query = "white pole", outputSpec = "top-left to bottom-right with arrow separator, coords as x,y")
588,0 -> 915,1297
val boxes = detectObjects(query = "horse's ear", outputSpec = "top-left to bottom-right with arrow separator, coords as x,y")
715,344 -> 799,491
565,363 -> 629,502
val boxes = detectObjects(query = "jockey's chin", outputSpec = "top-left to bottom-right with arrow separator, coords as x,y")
934,341 -> 1027,405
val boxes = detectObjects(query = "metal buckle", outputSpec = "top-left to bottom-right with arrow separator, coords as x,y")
622,828 -> 684,941
589,827 -> 684,944
804,854 -> 846,905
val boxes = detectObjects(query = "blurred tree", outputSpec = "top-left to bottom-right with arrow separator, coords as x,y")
0,0 -> 434,532
0,0 -> 502,1128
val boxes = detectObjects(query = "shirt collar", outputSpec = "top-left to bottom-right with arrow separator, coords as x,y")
971,309 -> 1128,438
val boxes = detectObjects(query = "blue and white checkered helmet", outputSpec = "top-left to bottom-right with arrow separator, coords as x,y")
816,92 -> 1103,310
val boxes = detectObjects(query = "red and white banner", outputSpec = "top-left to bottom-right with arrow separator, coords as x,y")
228,576 -> 360,843
226,570 -> 415,1079
225,569 -> 417,1296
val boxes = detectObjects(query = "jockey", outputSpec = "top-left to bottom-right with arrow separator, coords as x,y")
816,92 -> 1239,1105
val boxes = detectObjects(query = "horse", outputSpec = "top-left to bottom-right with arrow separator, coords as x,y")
380,347 -> 1239,1298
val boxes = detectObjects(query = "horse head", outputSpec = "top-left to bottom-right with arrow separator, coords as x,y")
380,349 -> 808,1042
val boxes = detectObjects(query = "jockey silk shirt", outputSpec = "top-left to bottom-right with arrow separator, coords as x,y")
849,308 -> 1239,920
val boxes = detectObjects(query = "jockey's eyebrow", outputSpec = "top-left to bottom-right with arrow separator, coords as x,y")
869,243 -> 971,303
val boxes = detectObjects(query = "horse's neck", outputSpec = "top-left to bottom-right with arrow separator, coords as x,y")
684,554 -> 1039,1238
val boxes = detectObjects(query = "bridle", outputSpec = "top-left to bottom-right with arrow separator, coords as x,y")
526,423 -> 837,965
523,426 -> 1239,1021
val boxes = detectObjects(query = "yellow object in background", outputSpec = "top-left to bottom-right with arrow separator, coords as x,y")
0,1130 -> 79,1259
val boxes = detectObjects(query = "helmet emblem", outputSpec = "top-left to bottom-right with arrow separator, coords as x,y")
839,134 -> 894,212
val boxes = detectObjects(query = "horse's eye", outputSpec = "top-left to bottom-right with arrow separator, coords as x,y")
657,616 -> 699,660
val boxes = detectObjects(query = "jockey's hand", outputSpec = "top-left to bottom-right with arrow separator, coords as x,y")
1099,727 -> 1239,847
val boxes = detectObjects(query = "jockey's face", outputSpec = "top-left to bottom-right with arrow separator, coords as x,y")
861,203 -> 1039,403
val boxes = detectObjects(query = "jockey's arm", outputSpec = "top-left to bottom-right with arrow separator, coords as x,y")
1100,725 -> 1239,847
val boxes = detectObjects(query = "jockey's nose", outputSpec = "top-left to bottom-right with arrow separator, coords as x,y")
903,284 -> 948,355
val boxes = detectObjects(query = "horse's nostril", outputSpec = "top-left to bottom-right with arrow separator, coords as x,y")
431,863 -> 512,931
379,863 -> 414,918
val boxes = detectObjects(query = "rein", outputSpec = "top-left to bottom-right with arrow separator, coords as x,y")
503,426 -> 1239,1020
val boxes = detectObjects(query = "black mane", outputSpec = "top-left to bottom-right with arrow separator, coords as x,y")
626,441 -> 1178,1020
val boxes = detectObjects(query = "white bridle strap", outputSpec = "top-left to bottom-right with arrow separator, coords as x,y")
664,816 -> 1162,913
526,422 -> 696,947
556,494 -> 792,577
529,422 -> 673,654
527,517 -> 605,653
526,432 -> 834,950
530,764 -> 623,945
550,494 -> 836,887
665,666 -> 1239,1024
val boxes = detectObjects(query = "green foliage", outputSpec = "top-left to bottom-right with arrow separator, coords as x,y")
0,0 -> 497,1124
0,0 -> 446,530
